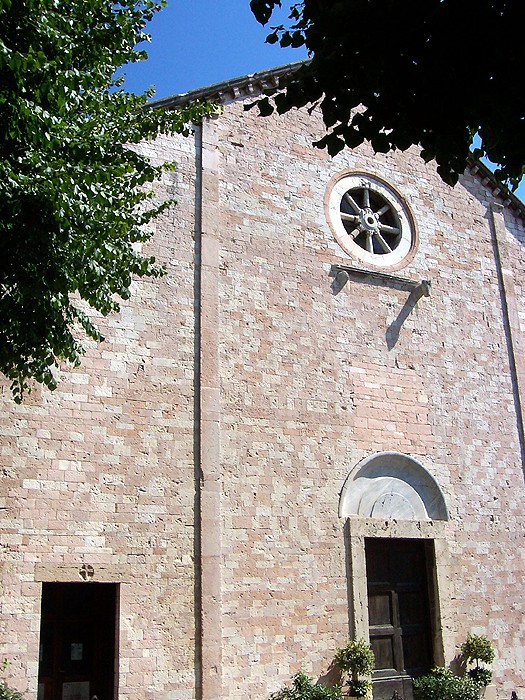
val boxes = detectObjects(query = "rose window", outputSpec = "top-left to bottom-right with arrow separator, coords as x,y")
327,174 -> 416,268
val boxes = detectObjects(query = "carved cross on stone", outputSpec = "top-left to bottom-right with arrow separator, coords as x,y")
78,563 -> 94,581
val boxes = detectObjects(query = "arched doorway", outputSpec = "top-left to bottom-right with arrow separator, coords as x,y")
339,453 -> 450,700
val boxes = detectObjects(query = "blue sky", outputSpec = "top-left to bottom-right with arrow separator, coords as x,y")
122,1 -> 523,202
121,0 -> 306,98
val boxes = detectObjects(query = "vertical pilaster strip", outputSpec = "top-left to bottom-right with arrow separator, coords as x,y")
345,520 -> 368,640
198,118 -> 223,700
490,203 -> 525,467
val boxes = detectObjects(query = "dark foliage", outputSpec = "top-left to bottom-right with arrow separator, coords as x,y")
250,1 -> 524,189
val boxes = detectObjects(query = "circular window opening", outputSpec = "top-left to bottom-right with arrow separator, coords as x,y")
327,173 -> 417,269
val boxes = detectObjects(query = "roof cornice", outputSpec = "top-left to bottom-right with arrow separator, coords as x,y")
147,61 -> 524,220
147,60 -> 308,111
465,157 -> 524,220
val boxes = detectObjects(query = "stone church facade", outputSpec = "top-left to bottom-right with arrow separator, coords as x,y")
1,64 -> 525,700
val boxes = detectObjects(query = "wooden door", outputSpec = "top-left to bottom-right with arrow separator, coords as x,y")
365,539 -> 433,700
38,583 -> 118,700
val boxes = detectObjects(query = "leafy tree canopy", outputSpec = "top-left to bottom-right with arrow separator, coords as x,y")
0,0 -> 215,402
250,0 -> 524,189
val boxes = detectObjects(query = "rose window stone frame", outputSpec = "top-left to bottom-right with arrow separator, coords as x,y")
326,172 -> 418,269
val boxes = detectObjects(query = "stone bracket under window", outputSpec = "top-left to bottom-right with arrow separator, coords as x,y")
331,263 -> 431,298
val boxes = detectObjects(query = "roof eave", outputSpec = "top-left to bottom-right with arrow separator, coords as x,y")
146,60 -> 308,112
146,61 -> 524,220
466,157 -> 525,220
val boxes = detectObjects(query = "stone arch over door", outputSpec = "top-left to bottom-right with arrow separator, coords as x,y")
339,453 -> 452,700
339,451 -> 448,521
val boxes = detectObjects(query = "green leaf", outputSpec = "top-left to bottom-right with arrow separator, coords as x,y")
0,0 -> 217,400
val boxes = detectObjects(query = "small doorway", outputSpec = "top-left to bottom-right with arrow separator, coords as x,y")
38,583 -> 118,700
365,539 -> 434,700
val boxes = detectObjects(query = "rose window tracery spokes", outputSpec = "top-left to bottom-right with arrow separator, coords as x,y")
326,173 -> 416,269
340,185 -> 402,255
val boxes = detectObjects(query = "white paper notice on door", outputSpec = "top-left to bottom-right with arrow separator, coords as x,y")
70,642 -> 83,661
62,681 -> 90,700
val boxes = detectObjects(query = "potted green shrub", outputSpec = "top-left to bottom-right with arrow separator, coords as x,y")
0,682 -> 24,700
334,639 -> 375,698
270,670 -> 343,700
413,667 -> 480,700
460,634 -> 495,689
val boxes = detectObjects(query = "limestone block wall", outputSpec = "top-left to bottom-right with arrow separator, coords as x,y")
0,132 -> 200,700
1,87 -> 525,700
212,101 -> 525,697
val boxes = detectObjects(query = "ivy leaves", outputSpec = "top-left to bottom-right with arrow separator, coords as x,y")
0,0 -> 215,401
